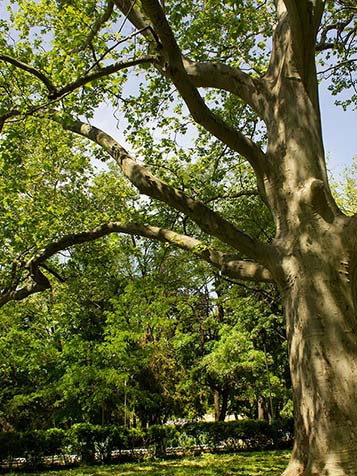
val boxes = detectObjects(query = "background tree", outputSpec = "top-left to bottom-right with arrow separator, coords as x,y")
1,1 -> 357,474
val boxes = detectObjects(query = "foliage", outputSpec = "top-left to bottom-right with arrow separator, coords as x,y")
0,419 -> 293,470
1,1 -> 357,472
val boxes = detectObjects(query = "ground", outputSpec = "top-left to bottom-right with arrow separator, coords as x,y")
9,451 -> 291,476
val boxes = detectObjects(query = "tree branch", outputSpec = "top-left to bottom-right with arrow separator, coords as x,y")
55,115 -> 275,268
0,53 -> 158,100
71,0 -> 115,54
137,0 -> 267,177
182,58 -> 270,121
0,267 -> 50,307
0,54 -> 57,96
0,221 -> 273,307
114,0 -> 269,121
48,55 -> 158,99
114,0 -> 156,41
282,0 -> 325,78
0,109 -> 21,133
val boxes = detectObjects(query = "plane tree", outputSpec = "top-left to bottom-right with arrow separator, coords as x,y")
1,1 -> 357,474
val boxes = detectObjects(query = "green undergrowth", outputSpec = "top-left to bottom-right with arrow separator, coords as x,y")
8,451 -> 291,476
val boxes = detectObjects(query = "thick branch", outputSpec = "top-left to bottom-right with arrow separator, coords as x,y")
138,0 -> 266,176
0,267 -> 50,307
183,59 -> 270,121
54,116 -> 275,268
282,0 -> 325,78
28,221 -> 273,282
0,221 -> 273,307
113,0 -> 156,42
114,0 -> 269,121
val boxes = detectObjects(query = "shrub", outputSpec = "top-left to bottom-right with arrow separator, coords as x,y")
69,423 -> 98,464
0,417 -> 293,470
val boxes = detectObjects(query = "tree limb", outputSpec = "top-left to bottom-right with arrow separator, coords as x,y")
282,0 -> 325,78
0,53 -> 158,100
114,0 -> 270,121
136,0 -> 267,178
31,221 -> 273,281
182,59 -> 270,121
71,0 -> 115,53
114,0 -> 156,42
0,221 -> 273,307
0,54 -> 57,96
2,0 -> 267,178
48,55 -> 159,99
55,115 -> 275,268
0,267 -> 50,307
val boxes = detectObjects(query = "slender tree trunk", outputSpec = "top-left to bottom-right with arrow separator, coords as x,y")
219,387 -> 229,422
257,396 -> 265,420
214,389 -> 220,421
214,387 -> 229,422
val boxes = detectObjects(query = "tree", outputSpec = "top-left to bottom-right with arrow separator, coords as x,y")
1,1 -> 357,474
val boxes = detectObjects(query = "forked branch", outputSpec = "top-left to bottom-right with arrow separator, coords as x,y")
0,54 -> 158,101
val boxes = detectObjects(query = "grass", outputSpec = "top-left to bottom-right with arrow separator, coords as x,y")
8,451 -> 291,476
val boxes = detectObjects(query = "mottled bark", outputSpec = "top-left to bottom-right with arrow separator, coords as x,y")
265,78 -> 357,475
281,259 -> 357,476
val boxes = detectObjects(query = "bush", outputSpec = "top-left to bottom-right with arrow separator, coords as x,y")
146,424 -> 179,457
69,423 -> 99,464
0,418 -> 293,470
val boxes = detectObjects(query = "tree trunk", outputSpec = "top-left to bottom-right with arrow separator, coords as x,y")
280,253 -> 357,476
261,59 -> 357,475
257,396 -> 265,420
220,387 -> 229,422
214,389 -> 220,421
214,387 -> 229,422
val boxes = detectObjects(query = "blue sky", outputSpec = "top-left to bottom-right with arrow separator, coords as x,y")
319,84 -> 356,175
